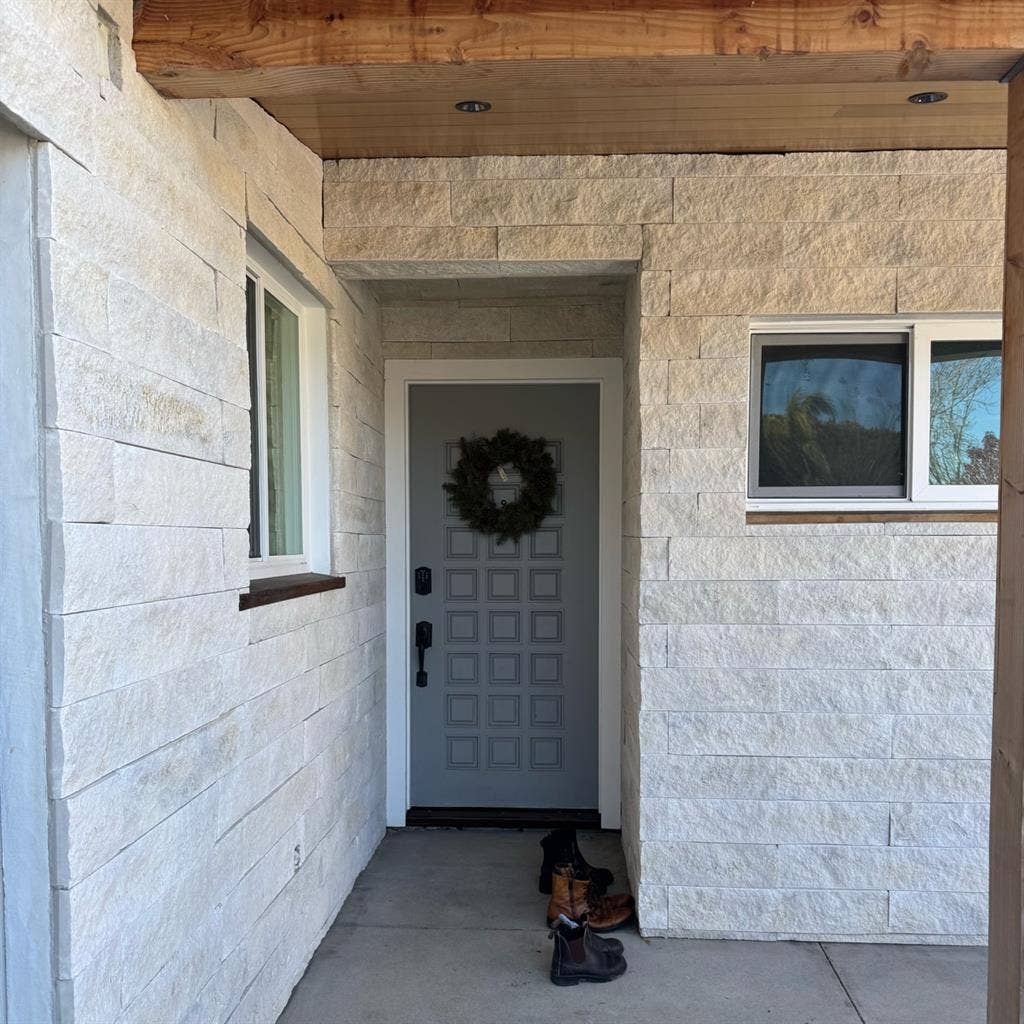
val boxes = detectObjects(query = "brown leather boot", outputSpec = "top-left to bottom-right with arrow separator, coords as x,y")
549,916 -> 627,986
546,865 -> 635,932
538,828 -> 614,895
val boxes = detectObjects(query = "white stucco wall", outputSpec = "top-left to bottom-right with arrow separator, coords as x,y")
1,4 -> 386,1021
325,150 -> 1004,944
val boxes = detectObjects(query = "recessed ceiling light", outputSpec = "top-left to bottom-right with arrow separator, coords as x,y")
907,91 -> 949,104
454,100 -> 492,113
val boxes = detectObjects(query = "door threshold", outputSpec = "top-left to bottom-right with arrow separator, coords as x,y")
405,806 -> 602,830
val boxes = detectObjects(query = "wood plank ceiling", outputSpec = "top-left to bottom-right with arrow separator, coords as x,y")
133,1 -> 1024,158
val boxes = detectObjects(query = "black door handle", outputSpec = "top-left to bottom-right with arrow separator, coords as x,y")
415,621 -> 432,687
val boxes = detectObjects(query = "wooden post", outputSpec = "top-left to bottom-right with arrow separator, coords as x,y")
989,69 -> 1024,1024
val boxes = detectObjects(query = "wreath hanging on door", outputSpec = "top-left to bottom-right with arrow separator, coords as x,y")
444,428 -> 557,544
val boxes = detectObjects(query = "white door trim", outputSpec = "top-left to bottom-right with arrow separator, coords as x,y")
384,358 -> 623,828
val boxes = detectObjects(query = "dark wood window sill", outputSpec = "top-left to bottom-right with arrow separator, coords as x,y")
746,510 -> 998,525
239,573 -> 346,610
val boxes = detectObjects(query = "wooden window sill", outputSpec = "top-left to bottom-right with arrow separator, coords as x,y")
746,510 -> 998,525
239,572 -> 346,610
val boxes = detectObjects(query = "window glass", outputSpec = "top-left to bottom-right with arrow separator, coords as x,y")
263,289 -> 303,556
756,337 -> 907,493
929,340 -> 1002,486
246,275 -> 261,558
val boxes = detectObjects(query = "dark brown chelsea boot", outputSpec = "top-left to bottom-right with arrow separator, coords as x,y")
571,913 -> 624,957
549,916 -> 628,987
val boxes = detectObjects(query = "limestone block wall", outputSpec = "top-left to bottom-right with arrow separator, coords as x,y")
326,148 -> 1005,943
620,276 -> 644,895
633,157 -> 1001,944
374,280 -> 625,360
2,3 -> 385,1021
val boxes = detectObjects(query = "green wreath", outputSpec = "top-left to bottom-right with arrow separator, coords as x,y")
444,428 -> 557,543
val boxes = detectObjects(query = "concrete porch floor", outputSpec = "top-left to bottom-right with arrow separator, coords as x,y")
278,829 -> 987,1024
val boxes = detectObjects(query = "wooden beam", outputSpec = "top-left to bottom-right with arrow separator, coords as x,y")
133,1 -> 1024,99
989,69 -> 1024,1024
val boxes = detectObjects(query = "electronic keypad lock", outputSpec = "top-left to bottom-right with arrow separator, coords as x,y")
414,566 -> 432,595
415,621 -> 433,687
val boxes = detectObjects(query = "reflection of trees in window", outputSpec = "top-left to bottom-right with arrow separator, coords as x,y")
760,389 -> 904,488
264,292 -> 303,556
962,431 -> 1000,486
929,343 -> 1001,486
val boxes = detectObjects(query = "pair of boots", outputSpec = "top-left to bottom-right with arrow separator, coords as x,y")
540,829 -> 633,985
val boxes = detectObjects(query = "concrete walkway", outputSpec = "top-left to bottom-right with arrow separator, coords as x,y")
278,829 -> 986,1024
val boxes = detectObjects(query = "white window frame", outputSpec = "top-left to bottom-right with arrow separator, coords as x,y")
246,237 -> 330,579
748,314 -> 1003,513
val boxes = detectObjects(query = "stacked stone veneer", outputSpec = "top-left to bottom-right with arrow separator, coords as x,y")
3,3 -> 386,1021
377,283 -> 626,360
0,8 -> 1008,1021
326,149 -> 1005,943
620,276 -> 645,903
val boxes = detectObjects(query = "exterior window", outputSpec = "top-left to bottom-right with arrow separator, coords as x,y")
928,341 -> 1002,487
246,239 -> 329,578
752,334 -> 907,498
749,318 -> 1002,509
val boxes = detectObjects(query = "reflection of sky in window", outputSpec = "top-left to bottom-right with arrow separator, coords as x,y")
965,374 -> 1000,437
761,345 -> 905,430
930,342 -> 1001,439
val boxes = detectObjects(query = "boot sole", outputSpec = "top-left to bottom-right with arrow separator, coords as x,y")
550,970 -> 626,986
589,913 -> 636,934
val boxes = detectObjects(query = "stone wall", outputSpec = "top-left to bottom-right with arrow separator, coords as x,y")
635,156 -> 1000,943
326,148 -> 1005,943
1,3 -> 386,1021
372,277 -> 626,360
620,276 -> 644,896
0,9 -> 1007,1019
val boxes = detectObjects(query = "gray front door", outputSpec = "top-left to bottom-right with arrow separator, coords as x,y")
408,383 -> 600,809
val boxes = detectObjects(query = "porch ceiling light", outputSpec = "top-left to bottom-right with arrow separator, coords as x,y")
454,99 -> 491,113
907,91 -> 949,104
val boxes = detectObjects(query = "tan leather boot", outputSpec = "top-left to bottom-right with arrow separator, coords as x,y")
546,865 -> 635,932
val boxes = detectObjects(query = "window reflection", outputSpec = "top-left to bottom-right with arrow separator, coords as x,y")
757,339 -> 907,493
264,290 -> 303,556
246,276 -> 261,558
929,340 -> 1001,486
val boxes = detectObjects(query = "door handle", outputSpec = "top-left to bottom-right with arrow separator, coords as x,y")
415,621 -> 433,687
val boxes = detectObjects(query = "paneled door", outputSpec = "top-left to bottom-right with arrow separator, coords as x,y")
408,383 -> 599,809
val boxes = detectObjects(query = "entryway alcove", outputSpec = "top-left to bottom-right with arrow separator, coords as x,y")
359,273 -> 630,832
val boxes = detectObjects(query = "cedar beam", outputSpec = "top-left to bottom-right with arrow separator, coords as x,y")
989,69 -> 1024,1024
132,0 -> 1024,99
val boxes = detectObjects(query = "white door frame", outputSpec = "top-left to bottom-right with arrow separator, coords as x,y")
384,359 -> 623,829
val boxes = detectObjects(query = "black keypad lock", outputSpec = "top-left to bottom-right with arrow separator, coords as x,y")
414,566 -> 432,595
